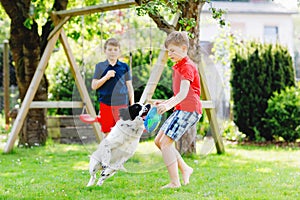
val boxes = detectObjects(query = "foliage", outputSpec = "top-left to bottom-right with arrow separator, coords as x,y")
0,17 -> 10,43
222,120 -> 245,141
131,48 -> 173,102
0,142 -> 300,199
22,0 -> 52,30
196,110 -> 210,137
230,41 -> 295,141
263,84 -> 300,142
48,66 -> 75,115
136,0 -> 227,30
207,3 -> 226,27
47,63 -> 95,115
136,0 -> 173,16
211,26 -> 236,66
131,49 -> 153,92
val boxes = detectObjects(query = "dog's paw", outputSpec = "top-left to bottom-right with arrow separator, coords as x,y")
96,179 -> 104,186
86,175 -> 96,187
89,157 -> 101,175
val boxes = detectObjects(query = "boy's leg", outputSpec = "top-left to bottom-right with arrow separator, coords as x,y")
99,103 -> 114,135
155,111 -> 177,150
158,111 -> 200,188
99,104 -> 127,137
154,130 -> 164,149
157,131 -> 193,185
160,135 -> 181,188
174,150 -> 193,185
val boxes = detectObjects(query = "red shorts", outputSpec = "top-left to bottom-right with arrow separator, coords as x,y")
98,102 -> 127,133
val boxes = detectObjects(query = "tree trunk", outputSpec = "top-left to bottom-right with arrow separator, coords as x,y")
175,1 -> 204,155
0,0 -> 68,147
175,124 -> 197,155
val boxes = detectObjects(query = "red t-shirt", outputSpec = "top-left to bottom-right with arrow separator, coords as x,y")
172,57 -> 202,114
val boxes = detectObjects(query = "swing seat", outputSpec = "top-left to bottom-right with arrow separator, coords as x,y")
79,114 -> 101,124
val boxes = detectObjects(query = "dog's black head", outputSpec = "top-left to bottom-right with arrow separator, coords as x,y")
119,103 -> 151,121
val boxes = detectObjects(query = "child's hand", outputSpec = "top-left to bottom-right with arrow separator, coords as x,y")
157,104 -> 167,115
154,100 -> 163,105
106,70 -> 115,79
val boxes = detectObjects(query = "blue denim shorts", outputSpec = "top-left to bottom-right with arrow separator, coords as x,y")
160,110 -> 202,141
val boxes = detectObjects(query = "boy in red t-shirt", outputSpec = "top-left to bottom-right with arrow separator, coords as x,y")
154,31 -> 202,189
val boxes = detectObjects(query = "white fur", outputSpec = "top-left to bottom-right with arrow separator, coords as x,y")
87,105 -> 147,187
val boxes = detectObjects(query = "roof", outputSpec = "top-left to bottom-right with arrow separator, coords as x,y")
202,2 -> 298,15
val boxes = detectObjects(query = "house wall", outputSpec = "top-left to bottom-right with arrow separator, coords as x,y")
200,13 -> 295,56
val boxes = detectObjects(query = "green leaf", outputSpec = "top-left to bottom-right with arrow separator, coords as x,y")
23,18 -> 33,29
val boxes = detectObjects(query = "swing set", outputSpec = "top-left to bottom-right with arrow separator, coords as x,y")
3,0 -> 224,154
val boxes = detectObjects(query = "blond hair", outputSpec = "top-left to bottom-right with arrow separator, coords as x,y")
104,38 -> 120,50
164,31 -> 189,49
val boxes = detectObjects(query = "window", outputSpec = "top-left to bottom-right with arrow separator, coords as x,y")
263,26 -> 278,44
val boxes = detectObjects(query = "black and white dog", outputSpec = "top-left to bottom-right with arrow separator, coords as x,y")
87,103 -> 151,186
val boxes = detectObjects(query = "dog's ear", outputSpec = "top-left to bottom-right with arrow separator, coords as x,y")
129,104 -> 143,120
119,107 -> 131,120
146,104 -> 151,111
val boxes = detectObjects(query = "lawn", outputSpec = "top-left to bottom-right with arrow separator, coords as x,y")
0,139 -> 300,200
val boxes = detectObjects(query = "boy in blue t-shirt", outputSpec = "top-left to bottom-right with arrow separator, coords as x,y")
92,38 -> 134,136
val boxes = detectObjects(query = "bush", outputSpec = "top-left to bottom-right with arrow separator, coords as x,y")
263,84 -> 300,142
131,48 -> 173,102
48,66 -> 76,115
222,120 -> 246,142
196,110 -> 210,138
230,42 -> 295,141
48,66 -> 95,115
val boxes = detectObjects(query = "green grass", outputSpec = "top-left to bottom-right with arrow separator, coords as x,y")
0,140 -> 300,200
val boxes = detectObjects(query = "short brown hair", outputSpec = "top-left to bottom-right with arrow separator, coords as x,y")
164,31 -> 189,49
104,38 -> 120,50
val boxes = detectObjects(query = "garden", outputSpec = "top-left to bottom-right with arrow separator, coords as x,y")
0,140 -> 300,199
1,0 -> 300,199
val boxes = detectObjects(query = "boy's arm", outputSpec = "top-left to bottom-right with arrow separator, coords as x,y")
91,70 -> 115,90
126,80 -> 135,105
157,79 -> 190,114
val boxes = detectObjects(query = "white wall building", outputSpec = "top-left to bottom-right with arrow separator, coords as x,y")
200,0 -> 298,56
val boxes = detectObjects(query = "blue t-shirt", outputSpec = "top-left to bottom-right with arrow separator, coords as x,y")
93,60 -> 132,106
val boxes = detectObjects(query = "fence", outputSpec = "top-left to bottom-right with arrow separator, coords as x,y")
1,40 -> 19,126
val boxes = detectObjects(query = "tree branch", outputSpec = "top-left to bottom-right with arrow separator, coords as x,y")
135,0 -> 176,34
41,0 -> 68,53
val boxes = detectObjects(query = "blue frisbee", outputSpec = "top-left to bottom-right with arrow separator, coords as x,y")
144,107 -> 162,133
